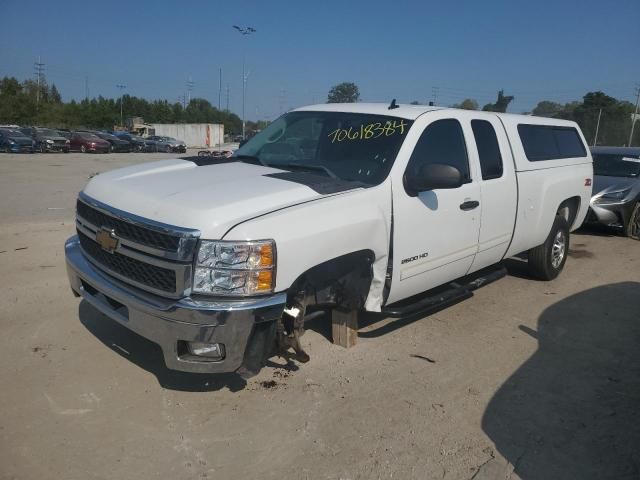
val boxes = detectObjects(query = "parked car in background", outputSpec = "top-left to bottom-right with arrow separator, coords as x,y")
113,132 -> 150,152
146,135 -> 186,153
94,132 -> 132,153
586,146 -> 640,239
0,128 -> 35,153
69,131 -> 111,153
56,129 -> 73,140
22,127 -> 70,153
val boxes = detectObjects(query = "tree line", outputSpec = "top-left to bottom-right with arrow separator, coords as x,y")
0,76 -> 246,134
2,76 -> 638,146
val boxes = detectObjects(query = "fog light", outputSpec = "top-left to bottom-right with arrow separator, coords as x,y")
187,342 -> 225,359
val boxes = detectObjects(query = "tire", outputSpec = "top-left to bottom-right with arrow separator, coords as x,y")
626,202 -> 640,240
80,145 -> 86,153
110,144 -> 114,153
40,144 -> 47,153
63,148 -> 69,153
528,214 -> 570,280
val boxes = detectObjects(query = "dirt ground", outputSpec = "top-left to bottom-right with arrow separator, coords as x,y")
1,152 -> 638,480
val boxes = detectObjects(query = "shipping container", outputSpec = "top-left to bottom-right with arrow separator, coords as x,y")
149,123 -> 224,148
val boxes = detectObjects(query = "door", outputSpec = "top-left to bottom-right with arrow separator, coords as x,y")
387,113 -> 482,304
467,116 -> 517,272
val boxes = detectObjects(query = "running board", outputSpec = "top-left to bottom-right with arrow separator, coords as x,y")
381,265 -> 507,318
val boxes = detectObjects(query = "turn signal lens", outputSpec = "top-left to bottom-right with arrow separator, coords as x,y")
256,270 -> 273,291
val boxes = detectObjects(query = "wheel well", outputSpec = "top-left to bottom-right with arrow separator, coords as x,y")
557,197 -> 581,229
287,250 -> 375,310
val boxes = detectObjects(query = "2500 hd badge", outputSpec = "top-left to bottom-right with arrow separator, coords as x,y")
401,252 -> 429,264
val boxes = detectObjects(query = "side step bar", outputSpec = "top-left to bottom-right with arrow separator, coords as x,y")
381,265 -> 507,318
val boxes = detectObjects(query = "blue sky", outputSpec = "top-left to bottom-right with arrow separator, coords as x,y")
1,0 -> 639,120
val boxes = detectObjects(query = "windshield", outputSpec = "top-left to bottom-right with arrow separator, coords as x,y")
38,129 -> 60,137
234,111 -> 413,186
0,129 -> 26,138
593,154 -> 640,178
79,133 -> 100,140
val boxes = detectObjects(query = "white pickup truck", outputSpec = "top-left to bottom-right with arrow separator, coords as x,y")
65,103 -> 592,376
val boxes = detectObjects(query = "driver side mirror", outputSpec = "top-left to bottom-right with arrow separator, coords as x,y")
405,163 -> 463,196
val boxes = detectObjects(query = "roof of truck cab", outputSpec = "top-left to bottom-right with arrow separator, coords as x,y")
291,103 -> 580,127
291,103 -> 445,119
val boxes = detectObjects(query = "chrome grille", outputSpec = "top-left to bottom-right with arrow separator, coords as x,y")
77,200 -> 181,251
78,231 -> 177,293
75,193 -> 200,298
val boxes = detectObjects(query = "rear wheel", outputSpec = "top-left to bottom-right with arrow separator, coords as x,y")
528,214 -> 570,280
80,145 -> 86,153
626,202 -> 640,240
40,144 -> 47,153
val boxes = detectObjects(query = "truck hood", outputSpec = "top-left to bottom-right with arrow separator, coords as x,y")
82,159 -> 357,239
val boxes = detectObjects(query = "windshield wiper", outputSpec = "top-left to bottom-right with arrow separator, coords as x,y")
232,154 -> 267,166
281,163 -> 338,179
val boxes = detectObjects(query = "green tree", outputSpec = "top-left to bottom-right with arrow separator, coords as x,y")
327,82 -> 360,103
532,100 -> 562,117
452,98 -> 479,110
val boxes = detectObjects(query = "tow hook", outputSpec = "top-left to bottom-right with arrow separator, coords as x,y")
277,291 -> 311,363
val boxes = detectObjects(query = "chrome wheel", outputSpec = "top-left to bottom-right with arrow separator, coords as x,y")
551,230 -> 566,269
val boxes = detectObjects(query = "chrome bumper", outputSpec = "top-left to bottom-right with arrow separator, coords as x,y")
65,235 -> 286,373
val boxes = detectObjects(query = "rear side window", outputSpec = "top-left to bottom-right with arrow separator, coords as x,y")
471,120 -> 503,180
518,124 -> 586,161
406,119 -> 470,183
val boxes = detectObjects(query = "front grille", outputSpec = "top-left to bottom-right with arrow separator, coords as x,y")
78,231 -> 177,293
77,200 -> 180,251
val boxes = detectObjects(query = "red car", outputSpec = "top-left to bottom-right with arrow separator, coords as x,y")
70,131 -> 111,153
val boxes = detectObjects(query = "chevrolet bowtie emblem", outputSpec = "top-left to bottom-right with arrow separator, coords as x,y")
95,227 -> 119,253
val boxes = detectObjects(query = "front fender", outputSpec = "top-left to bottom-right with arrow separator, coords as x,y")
223,183 -> 392,312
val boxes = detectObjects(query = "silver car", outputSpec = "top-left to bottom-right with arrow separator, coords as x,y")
587,146 -> 640,239
146,135 -> 187,153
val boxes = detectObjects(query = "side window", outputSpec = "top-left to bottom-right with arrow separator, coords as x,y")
518,124 -> 586,161
471,120 -> 503,180
406,119 -> 470,184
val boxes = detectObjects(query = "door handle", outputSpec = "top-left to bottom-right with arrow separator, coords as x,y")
459,200 -> 480,211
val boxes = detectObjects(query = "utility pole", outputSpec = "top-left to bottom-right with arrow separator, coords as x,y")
186,77 -> 194,105
116,84 -> 126,127
628,86 -> 640,147
85,75 -> 89,100
226,84 -> 230,111
34,56 -> 45,106
218,68 -> 223,111
593,108 -> 602,147
233,25 -> 256,139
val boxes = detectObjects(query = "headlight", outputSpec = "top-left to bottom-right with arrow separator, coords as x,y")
65,139 -> 70,144
594,188 -> 632,204
193,240 -> 275,296
46,139 -> 54,144
8,139 -> 15,145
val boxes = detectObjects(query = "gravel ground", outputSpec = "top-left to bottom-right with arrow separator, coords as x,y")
0,151 -> 638,480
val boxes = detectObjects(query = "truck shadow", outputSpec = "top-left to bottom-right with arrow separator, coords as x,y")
78,301 -> 247,392
482,282 -> 640,479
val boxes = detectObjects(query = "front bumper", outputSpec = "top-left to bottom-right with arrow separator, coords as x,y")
586,200 -> 636,229
9,144 -> 34,153
65,236 -> 286,373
